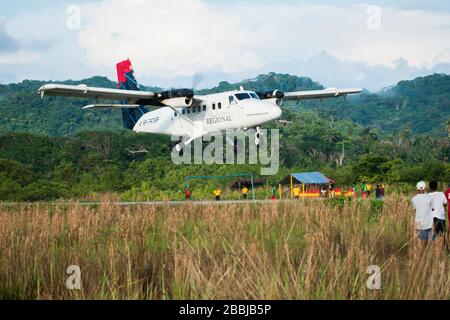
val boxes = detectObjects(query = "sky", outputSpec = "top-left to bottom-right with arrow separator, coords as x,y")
1,0 -> 450,91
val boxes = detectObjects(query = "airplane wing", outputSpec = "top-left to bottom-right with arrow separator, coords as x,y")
37,84 -> 204,109
81,104 -> 141,109
37,84 -> 155,104
283,88 -> 362,101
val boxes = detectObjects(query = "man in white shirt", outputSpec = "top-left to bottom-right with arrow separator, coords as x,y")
412,181 -> 434,241
428,181 -> 448,238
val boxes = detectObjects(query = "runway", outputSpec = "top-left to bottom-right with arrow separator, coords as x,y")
1,199 -> 327,207
78,200 -> 287,206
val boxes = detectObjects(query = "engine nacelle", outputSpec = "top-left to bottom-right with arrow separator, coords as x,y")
157,88 -> 195,107
161,97 -> 193,107
256,89 -> 285,100
158,88 -> 194,100
266,98 -> 283,107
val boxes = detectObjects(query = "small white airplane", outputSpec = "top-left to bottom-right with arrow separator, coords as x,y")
38,59 -> 362,151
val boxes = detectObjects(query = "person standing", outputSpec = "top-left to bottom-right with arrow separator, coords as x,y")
213,187 -> 222,201
361,180 -> 368,198
445,183 -> 450,228
412,181 -> 434,241
271,185 -> 277,200
242,185 -> 249,200
328,182 -> 335,198
428,181 -> 447,238
293,185 -> 301,199
367,183 -> 372,196
375,184 -> 383,200
185,187 -> 191,200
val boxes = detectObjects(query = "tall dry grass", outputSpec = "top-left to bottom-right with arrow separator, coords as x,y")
0,196 -> 449,300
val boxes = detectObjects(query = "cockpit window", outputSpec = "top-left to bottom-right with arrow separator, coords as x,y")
235,93 -> 251,101
249,92 -> 259,99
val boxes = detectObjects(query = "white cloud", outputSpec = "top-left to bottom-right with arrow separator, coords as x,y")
78,0 -> 266,75
433,49 -> 450,65
0,50 -> 40,64
1,0 -> 450,90
77,1 -> 450,70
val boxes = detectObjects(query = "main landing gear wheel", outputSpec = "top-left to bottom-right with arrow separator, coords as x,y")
175,143 -> 183,152
255,126 -> 261,146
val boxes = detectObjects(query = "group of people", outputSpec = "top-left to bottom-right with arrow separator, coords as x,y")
185,186 -> 249,201
291,183 -> 336,199
412,181 -> 450,241
184,186 -> 227,201
354,180 -> 385,199
321,182 -> 336,198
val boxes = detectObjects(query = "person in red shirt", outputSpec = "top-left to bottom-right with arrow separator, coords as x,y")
185,187 -> 191,200
445,183 -> 450,227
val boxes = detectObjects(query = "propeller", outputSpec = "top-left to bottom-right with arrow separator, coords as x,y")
191,73 -> 204,91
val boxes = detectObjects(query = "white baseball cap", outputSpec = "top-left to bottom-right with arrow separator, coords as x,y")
416,181 -> 426,190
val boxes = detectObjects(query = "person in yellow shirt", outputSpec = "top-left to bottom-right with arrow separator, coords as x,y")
213,187 -> 222,201
293,185 -> 301,199
367,183 -> 372,196
242,186 -> 249,200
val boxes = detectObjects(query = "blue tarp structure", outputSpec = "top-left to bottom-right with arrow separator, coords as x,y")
282,172 -> 332,185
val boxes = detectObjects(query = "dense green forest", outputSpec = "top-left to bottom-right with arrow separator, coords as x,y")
0,73 -> 448,201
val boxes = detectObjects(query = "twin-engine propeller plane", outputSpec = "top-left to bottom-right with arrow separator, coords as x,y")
38,59 -> 362,151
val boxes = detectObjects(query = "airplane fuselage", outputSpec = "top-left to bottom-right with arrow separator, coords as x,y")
133,90 -> 282,139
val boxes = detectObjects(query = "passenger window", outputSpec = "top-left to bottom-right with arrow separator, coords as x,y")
197,106 -> 201,113
182,109 -> 186,115
218,102 -> 222,109
174,111 -> 177,117
212,103 -> 216,110
187,108 -> 191,114
203,105 -> 206,111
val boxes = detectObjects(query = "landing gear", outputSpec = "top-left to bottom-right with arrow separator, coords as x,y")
174,137 -> 185,154
174,136 -> 195,153
255,126 -> 261,146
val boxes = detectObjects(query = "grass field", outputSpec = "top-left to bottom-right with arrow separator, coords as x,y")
0,196 -> 449,300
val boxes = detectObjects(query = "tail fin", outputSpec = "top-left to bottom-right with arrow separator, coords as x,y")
116,59 -> 149,130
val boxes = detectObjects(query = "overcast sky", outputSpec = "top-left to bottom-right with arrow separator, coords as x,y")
1,0 -> 450,91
